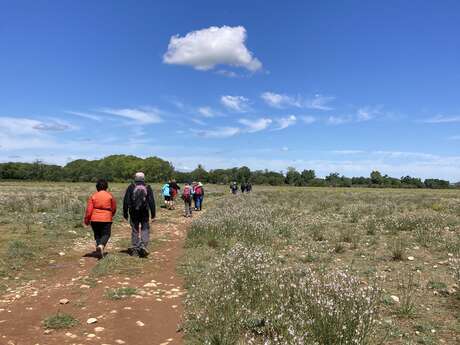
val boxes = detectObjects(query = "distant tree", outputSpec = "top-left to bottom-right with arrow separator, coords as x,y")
370,170 -> 384,185
286,167 -> 302,186
325,172 -> 341,187
424,179 -> 450,189
300,169 -> 316,185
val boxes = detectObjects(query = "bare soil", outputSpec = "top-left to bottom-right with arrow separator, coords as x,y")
0,210 -> 191,345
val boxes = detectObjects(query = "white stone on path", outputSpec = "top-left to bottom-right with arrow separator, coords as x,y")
390,295 -> 400,303
115,340 -> 126,344
86,317 -> 98,324
136,320 -> 145,327
59,298 -> 69,304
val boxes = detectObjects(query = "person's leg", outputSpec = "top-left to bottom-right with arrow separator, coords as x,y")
184,200 -> 188,216
130,219 -> 141,254
91,222 -> 101,247
199,195 -> 203,210
100,222 -> 112,247
138,220 -> 150,257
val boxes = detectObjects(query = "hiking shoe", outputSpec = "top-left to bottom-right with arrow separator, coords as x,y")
96,245 -> 104,259
138,246 -> 149,258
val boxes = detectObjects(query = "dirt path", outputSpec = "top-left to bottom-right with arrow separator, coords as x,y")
0,208 -> 191,345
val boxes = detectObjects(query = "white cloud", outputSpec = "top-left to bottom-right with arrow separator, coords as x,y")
238,118 -> 272,133
191,118 -> 207,126
221,95 -> 249,112
216,69 -> 239,78
66,111 -> 103,122
301,116 -> 316,124
198,106 -> 215,118
306,94 -> 335,110
193,127 -> 240,139
356,106 -> 382,121
261,92 -> 334,110
275,115 -> 297,130
261,92 -> 301,108
163,26 -> 262,72
98,107 -> 162,124
327,115 -> 352,125
421,115 -> 460,124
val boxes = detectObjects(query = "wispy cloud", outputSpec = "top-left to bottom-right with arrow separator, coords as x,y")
163,26 -> 262,72
356,106 -> 383,121
65,111 -> 103,122
274,115 -> 297,130
261,92 -> 334,110
301,116 -> 316,124
260,92 -> 301,108
98,107 -> 162,124
192,127 -> 240,139
198,106 -> 216,118
238,118 -> 272,133
420,115 -> 460,124
221,95 -> 249,112
306,94 -> 335,110
327,115 -> 352,125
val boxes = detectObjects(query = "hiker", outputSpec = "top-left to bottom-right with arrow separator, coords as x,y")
169,179 -> 180,210
84,179 -> 117,259
162,181 -> 171,209
182,182 -> 193,217
194,182 -> 204,211
241,182 -> 247,193
246,182 -> 252,193
123,172 -> 156,257
230,181 -> 238,194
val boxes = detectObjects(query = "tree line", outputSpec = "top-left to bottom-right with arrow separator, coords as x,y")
0,155 -> 455,189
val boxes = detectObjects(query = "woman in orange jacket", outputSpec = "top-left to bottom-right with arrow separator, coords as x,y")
84,179 -> 117,259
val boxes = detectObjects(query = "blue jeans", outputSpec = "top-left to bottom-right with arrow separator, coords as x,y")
194,195 -> 203,210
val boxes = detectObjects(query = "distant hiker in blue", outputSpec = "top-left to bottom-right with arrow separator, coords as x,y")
123,172 -> 155,258
162,181 -> 171,209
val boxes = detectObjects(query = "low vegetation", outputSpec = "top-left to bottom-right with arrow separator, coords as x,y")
182,188 -> 460,344
43,312 -> 78,329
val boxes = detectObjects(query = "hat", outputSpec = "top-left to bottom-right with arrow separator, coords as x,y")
198,182 -> 203,187
134,172 -> 145,182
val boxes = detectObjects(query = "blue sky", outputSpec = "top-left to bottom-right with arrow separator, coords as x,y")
1,0 -> 460,180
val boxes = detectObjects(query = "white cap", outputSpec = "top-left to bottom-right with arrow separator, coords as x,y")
134,172 -> 145,182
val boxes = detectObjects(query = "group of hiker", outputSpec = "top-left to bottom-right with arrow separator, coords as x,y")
83,173 -> 206,260
161,180 -> 205,216
230,181 -> 252,194
84,172 -> 155,259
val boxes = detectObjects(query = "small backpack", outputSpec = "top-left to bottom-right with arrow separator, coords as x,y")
182,186 -> 191,201
162,184 -> 170,196
132,184 -> 148,211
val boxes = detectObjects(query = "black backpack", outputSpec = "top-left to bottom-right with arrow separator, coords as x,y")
132,184 -> 148,211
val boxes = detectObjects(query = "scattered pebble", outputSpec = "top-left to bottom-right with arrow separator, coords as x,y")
86,318 -> 98,324
390,295 -> 400,303
407,256 -> 414,261
136,320 -> 145,327
94,326 -> 105,332
59,298 -> 70,305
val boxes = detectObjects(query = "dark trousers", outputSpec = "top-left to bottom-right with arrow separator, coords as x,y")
91,222 -> 112,247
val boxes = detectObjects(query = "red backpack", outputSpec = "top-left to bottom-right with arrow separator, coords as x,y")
194,185 -> 202,196
182,186 -> 192,201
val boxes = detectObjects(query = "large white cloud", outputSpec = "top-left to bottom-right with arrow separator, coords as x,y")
275,115 -> 297,130
163,26 -> 262,72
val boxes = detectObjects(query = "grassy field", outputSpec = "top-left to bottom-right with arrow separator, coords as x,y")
0,183 -> 459,344
182,187 -> 460,344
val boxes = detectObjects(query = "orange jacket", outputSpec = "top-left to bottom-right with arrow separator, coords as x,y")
84,191 -> 117,225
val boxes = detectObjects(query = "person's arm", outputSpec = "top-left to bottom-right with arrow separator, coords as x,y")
84,196 -> 94,225
111,194 -> 117,217
147,185 -> 156,219
123,185 -> 132,220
